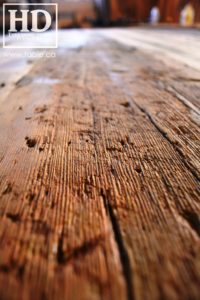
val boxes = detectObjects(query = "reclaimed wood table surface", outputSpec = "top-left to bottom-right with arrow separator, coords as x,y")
0,28 -> 200,300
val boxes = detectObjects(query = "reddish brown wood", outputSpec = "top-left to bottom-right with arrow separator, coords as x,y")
0,28 -> 199,300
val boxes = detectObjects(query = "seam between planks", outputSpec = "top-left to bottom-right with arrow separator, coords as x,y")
120,69 -> 200,184
165,86 -> 200,116
91,104 -> 134,300
134,104 -> 200,182
111,91 -> 200,239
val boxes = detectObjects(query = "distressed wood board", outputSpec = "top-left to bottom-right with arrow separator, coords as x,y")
0,28 -> 200,300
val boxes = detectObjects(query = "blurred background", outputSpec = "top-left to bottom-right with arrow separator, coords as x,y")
0,0 -> 200,31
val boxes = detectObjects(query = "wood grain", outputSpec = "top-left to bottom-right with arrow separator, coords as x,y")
0,29 -> 199,300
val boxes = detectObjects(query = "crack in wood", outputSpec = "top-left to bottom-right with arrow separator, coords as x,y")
181,210 -> 200,237
100,189 -> 134,300
132,102 -> 200,182
57,232 -> 65,264
90,101 -> 134,300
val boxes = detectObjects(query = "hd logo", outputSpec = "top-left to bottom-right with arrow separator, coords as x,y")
3,3 -> 58,48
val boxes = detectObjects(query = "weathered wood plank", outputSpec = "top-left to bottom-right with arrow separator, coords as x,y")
98,41 -> 200,179
101,28 -> 200,70
0,29 -> 199,300
0,53 -> 36,104
83,39 -> 200,299
0,48 -> 127,300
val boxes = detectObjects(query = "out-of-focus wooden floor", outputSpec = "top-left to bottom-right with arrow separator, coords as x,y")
0,28 -> 200,300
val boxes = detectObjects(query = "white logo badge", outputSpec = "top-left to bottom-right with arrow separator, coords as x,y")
3,3 -> 58,48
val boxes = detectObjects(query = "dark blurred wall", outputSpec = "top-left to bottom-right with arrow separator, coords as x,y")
109,0 -> 156,23
97,0 -> 200,24
191,0 -> 200,22
159,0 -> 180,22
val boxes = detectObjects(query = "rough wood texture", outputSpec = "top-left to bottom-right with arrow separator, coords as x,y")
0,28 -> 200,300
